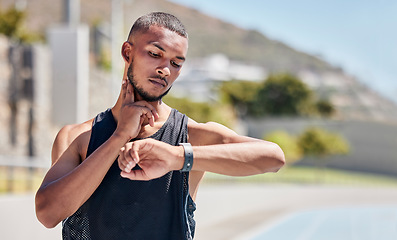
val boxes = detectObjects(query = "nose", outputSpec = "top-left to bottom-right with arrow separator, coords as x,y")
156,64 -> 170,77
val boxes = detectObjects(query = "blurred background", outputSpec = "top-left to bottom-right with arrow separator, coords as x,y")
0,0 -> 396,239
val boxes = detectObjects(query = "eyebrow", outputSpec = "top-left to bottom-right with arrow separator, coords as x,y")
153,43 -> 185,61
153,43 -> 165,52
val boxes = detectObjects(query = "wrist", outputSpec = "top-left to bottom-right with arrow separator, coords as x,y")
111,130 -> 131,143
174,146 -> 185,171
178,143 -> 194,172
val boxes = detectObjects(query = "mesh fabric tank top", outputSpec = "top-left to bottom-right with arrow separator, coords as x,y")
62,108 -> 196,240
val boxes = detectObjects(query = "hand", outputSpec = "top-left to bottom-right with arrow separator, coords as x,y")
114,81 -> 159,141
118,138 -> 184,181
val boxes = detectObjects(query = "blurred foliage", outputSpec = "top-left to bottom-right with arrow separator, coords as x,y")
219,80 -> 262,116
264,127 -> 349,166
254,73 -> 313,116
0,6 -> 42,43
315,99 -> 335,117
0,7 -> 24,38
264,130 -> 303,164
98,49 -> 112,72
219,73 -> 336,118
202,166 -> 397,187
219,80 -> 261,104
298,127 -> 350,158
163,94 -> 235,128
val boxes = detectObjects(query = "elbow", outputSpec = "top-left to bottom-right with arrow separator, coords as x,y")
271,157 -> 285,173
36,214 -> 59,229
38,217 -> 59,229
272,143 -> 286,172
273,143 -> 286,172
35,189 -> 61,228
260,142 -> 286,173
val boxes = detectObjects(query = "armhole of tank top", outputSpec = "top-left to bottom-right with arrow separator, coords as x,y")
84,115 -> 98,161
183,114 -> 189,143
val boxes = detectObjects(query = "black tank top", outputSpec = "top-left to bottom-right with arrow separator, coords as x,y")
62,108 -> 196,240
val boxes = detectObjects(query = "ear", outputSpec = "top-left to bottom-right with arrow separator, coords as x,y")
121,41 -> 133,63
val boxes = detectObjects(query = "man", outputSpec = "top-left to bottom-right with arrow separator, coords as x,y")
35,12 -> 285,240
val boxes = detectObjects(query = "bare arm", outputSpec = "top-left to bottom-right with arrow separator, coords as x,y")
35,124 -> 129,228
118,120 -> 285,180
35,82 -> 159,228
188,121 -> 285,176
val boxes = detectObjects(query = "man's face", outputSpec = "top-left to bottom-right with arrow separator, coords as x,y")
127,64 -> 172,102
126,25 -> 188,102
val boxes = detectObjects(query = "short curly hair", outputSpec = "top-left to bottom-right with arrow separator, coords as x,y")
127,12 -> 188,40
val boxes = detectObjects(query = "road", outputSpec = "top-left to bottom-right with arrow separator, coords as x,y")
1,184 -> 396,240
194,184 -> 397,240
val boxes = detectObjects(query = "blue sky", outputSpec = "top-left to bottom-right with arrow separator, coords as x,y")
170,0 -> 397,103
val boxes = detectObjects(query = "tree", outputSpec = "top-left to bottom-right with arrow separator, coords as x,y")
0,6 -> 41,43
315,99 -> 335,117
298,127 -> 349,158
254,73 -> 313,116
219,80 -> 261,116
297,127 -> 350,182
0,7 -> 24,38
218,73 -> 323,118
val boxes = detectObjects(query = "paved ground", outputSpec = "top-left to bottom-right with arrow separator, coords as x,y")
1,184 -> 396,240
193,184 -> 397,240
0,194 -> 61,240
243,206 -> 397,240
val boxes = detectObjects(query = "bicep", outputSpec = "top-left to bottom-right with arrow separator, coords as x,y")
42,128 -> 84,187
188,121 -> 262,146
42,147 -> 81,187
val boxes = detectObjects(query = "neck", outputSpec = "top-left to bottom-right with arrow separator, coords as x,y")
111,64 -> 171,124
111,93 -> 170,124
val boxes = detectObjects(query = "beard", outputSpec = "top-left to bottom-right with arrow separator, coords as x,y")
127,64 -> 171,102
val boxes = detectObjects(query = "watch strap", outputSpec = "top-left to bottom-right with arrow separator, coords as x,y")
179,143 -> 193,172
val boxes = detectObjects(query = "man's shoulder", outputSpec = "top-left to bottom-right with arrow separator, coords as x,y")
54,119 -> 94,151
51,118 -> 95,164
60,119 -> 93,141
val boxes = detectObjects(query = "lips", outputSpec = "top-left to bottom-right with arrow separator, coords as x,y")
149,78 -> 167,87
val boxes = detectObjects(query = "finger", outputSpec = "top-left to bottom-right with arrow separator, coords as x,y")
118,147 -> 128,170
120,169 -> 150,181
118,157 -> 133,173
118,156 -> 126,171
136,109 -> 153,127
146,111 -> 155,127
120,79 -> 127,101
131,143 -> 140,165
145,104 -> 159,120
127,147 -> 138,171
123,81 -> 135,104
134,101 -> 159,121
128,103 -> 156,127
122,147 -> 136,173
120,146 -> 134,170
